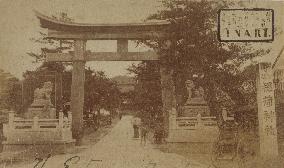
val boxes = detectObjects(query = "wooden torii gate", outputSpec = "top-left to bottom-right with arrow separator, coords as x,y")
35,11 -> 175,144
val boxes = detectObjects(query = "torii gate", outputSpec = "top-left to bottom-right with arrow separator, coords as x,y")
35,11 -> 175,144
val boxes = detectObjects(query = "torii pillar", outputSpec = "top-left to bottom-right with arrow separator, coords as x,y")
71,40 -> 86,144
159,40 -> 176,137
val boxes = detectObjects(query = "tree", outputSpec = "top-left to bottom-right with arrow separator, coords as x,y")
133,0 -> 268,123
27,12 -> 74,63
127,61 -> 162,125
85,69 -> 121,116
0,77 -> 22,112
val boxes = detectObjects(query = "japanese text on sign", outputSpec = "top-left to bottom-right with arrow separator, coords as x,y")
258,64 -> 277,137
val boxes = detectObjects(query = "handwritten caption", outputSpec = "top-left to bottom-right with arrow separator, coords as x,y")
33,154 -> 205,168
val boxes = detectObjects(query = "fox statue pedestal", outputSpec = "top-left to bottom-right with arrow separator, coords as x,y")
180,79 -> 210,117
26,107 -> 56,119
180,105 -> 210,117
167,80 -> 219,154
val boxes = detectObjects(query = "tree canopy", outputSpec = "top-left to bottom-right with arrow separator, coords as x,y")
85,69 -> 121,114
0,76 -> 22,112
130,0 -> 268,121
127,61 -> 162,123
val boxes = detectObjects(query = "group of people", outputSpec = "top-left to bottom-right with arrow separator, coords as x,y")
131,116 -> 148,145
131,115 -> 164,145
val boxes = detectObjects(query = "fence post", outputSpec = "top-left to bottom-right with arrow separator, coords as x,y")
68,111 -> 72,122
221,107 -> 228,121
169,107 -> 177,129
33,116 -> 39,130
8,111 -> 15,129
58,110 -> 64,128
196,113 -> 202,128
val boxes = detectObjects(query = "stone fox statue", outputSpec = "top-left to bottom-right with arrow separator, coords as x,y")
31,81 -> 53,108
185,80 -> 206,105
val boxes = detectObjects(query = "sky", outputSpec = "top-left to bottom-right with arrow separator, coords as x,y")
0,0 -> 162,79
0,0 -> 283,79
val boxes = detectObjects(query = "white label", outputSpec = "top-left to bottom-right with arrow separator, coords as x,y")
219,9 -> 273,41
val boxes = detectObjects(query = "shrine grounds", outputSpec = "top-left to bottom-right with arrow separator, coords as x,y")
0,115 -> 283,168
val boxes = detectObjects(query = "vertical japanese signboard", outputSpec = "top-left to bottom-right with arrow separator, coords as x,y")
257,63 -> 278,156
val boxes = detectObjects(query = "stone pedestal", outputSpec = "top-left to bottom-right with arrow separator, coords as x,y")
180,105 -> 210,117
167,105 -> 219,154
25,107 -> 56,119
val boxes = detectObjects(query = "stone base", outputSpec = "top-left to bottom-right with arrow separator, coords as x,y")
167,128 -> 219,143
180,105 -> 210,117
2,139 -> 76,156
25,107 -> 56,119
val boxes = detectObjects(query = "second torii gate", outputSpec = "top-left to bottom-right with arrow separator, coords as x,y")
35,11 -> 175,144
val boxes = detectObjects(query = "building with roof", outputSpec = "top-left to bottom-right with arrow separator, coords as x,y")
112,76 -> 136,93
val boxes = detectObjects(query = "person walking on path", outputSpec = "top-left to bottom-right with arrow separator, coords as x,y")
140,123 -> 148,146
154,122 -> 164,144
119,111 -> 122,120
131,116 -> 141,138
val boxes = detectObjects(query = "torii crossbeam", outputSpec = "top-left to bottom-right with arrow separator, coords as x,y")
36,11 -> 170,62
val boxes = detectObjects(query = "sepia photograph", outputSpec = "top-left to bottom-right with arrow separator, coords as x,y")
0,0 -> 283,167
